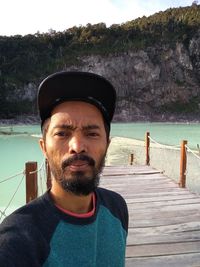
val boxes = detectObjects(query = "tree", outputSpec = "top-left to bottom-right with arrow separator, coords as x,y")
192,0 -> 199,6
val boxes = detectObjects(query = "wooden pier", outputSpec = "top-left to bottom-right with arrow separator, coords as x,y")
101,165 -> 200,267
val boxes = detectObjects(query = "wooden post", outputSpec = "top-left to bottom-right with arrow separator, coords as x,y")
145,132 -> 150,165
129,154 -> 134,165
179,140 -> 187,188
45,159 -> 52,190
25,161 -> 38,203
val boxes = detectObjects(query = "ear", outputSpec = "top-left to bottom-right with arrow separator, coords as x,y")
39,138 -> 47,158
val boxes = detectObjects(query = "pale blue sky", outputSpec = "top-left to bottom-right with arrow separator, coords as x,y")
0,0 -> 194,36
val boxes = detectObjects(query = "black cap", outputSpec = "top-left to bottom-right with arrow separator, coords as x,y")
37,71 -> 116,127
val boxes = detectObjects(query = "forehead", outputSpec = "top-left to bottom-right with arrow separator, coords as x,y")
50,101 -> 104,125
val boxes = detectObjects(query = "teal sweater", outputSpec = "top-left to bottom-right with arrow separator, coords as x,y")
0,188 -> 128,267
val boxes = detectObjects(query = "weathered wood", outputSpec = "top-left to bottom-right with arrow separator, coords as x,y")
126,241 -> 200,257
25,161 -> 38,203
127,229 -> 200,245
126,253 -> 200,267
101,165 -> 200,267
129,154 -> 134,165
179,140 -> 187,188
145,132 -> 150,165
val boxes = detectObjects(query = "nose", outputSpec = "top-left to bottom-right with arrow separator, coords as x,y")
68,134 -> 86,154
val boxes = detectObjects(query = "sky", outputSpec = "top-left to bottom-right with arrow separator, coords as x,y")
0,0 -> 195,36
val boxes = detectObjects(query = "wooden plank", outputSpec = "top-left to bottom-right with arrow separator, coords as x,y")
104,183 -> 179,192
120,189 -> 194,198
101,165 -> 200,266
127,199 -> 200,210
103,170 -> 163,176
128,221 -> 200,235
125,194 -> 199,203
100,176 -> 174,184
125,253 -> 200,267
123,190 -> 190,198
103,166 -> 163,176
127,230 -> 200,245
126,241 -> 200,257
128,215 -> 200,228
100,178 -> 170,186
128,209 -> 200,220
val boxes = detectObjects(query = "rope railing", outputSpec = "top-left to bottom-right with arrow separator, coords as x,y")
149,135 -> 180,149
186,145 -> 200,160
107,136 -> 145,166
29,159 -> 45,175
145,132 -> 200,191
0,170 -> 25,184
0,210 -> 6,219
0,160 -> 50,222
184,144 -> 200,194
148,132 -> 186,186
28,159 -> 47,195
146,133 -> 181,182
0,174 -> 25,221
0,170 -> 26,222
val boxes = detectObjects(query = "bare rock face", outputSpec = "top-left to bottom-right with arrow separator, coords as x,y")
6,83 -> 37,102
64,36 -> 200,121
189,30 -> 200,72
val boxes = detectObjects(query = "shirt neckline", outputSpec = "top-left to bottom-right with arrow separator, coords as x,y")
55,193 -> 96,218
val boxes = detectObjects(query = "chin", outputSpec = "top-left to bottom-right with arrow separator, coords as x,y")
59,172 -> 100,196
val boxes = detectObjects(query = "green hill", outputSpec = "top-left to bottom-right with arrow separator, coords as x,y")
0,4 -> 200,121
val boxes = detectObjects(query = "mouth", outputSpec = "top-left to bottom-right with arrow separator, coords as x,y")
61,154 -> 95,174
67,160 -> 90,172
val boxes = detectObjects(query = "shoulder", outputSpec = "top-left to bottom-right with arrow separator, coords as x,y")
0,191 -> 59,244
1,192 -> 50,225
96,187 -> 129,232
0,192 -> 59,266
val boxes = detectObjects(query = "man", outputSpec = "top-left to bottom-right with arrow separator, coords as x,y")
0,71 -> 128,266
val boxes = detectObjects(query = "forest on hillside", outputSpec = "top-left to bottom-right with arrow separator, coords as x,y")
0,4 -> 200,119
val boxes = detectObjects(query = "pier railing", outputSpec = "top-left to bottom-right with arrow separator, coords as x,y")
25,160 -> 52,203
0,170 -> 25,222
144,132 -> 200,193
0,160 -> 49,222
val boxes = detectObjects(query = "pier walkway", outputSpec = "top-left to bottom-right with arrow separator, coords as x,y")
101,165 -> 200,267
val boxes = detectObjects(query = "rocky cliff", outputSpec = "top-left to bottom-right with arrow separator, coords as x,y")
63,31 -> 200,121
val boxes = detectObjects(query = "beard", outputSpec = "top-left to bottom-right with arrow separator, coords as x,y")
48,153 -> 106,196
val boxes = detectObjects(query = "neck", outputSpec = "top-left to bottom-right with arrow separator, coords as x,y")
50,180 -> 93,214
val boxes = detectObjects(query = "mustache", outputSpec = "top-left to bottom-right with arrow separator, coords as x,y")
61,154 -> 95,170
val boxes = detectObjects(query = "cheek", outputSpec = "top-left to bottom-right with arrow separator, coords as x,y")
45,138 -> 65,158
93,143 -> 108,160
45,145 -> 62,166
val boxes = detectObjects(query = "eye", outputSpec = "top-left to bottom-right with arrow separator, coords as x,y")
87,132 -> 100,138
54,131 -> 70,137
55,131 -> 65,137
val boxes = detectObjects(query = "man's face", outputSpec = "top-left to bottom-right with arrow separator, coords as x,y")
40,101 -> 109,196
